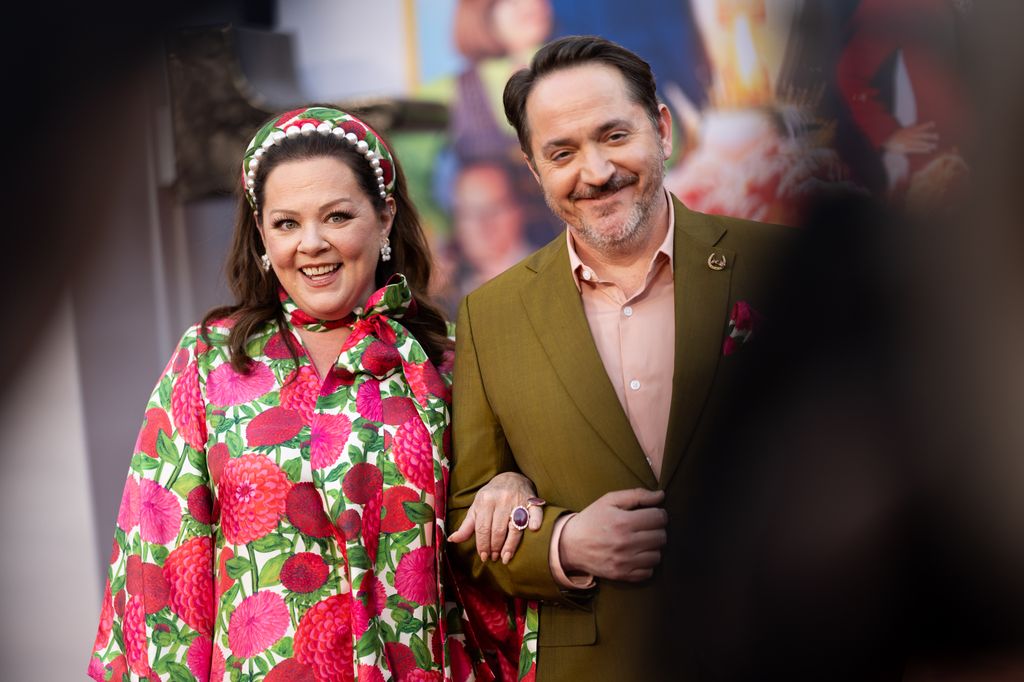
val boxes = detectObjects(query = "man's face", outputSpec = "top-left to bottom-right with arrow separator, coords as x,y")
523,63 -> 672,256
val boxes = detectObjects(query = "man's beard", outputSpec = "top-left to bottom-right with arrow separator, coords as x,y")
548,152 -> 666,256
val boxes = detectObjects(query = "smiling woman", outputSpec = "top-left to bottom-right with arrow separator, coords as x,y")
87,106 -> 542,681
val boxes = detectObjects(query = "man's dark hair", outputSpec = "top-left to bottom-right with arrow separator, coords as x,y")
502,35 -> 661,159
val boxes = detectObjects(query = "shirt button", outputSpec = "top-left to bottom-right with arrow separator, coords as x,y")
582,269 -> 592,281
629,379 -> 641,390
623,306 -> 633,317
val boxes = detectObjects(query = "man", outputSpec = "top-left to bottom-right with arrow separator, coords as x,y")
448,35 -> 790,679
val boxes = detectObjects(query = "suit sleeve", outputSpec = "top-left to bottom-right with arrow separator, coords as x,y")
448,295 -> 580,604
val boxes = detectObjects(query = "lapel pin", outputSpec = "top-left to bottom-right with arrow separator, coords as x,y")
707,252 -> 727,271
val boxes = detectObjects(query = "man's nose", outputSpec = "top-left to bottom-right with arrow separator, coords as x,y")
579,146 -> 615,186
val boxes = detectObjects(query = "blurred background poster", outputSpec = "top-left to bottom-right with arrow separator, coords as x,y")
400,0 -> 971,315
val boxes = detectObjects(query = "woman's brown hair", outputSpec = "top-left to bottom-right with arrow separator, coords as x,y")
203,115 -> 451,372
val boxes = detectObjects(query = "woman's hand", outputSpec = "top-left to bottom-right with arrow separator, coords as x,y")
448,471 -> 542,564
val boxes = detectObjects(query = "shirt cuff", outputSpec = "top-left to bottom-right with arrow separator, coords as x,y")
549,513 -> 597,590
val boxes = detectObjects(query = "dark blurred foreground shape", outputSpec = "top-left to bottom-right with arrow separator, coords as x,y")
652,3 -> 1024,680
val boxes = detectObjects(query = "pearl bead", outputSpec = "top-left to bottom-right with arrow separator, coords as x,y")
370,158 -> 380,168
375,168 -> 384,177
285,125 -> 300,137
254,147 -> 265,158
316,122 -> 332,135
300,122 -> 315,135
331,127 -> 345,137
345,133 -> 357,144
272,131 -> 286,142
356,140 -> 369,153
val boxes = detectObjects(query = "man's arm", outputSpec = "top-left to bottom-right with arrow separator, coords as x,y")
447,295 -> 578,603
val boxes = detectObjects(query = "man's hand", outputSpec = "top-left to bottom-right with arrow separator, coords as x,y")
560,488 -> 667,582
447,471 -> 542,564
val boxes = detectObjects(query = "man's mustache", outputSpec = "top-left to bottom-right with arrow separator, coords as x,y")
570,173 -> 638,201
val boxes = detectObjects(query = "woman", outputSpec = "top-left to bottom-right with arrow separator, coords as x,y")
88,107 -> 538,681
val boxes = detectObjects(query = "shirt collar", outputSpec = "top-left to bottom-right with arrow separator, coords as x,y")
567,188 -> 675,292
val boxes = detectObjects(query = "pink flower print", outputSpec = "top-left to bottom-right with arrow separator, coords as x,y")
448,637 -> 473,682
357,572 -> 387,617
92,579 -> 114,652
207,361 -> 275,406
384,642 -> 417,681
395,546 -> 437,605
280,366 -> 320,423
172,361 -> 207,450
394,418 -> 435,491
163,536 -> 215,636
136,407 -> 171,458
285,483 -> 334,538
280,553 -> 329,593
139,478 -> 181,545
117,474 -> 140,531
322,366 -> 356,396
334,508 -> 361,541
355,380 -> 383,421
382,396 -> 419,425
217,547 -> 235,602
359,664 -> 386,682
220,454 -> 290,544
723,300 -> 762,356
267,658 -> 316,682
264,331 -> 294,359
362,489 -> 383,565
361,340 -> 401,376
229,591 -> 289,658
187,635 -> 226,682
342,462 -> 383,505
406,670 -> 443,682
126,554 -> 170,614
172,346 -> 190,374
350,594 -> 370,638
123,596 -> 151,677
86,657 -> 105,681
310,413 -> 352,470
294,593 -> 354,682
403,360 -> 451,406
380,486 -> 418,533
246,406 -> 304,447
188,484 -> 214,524
208,442 -> 229,486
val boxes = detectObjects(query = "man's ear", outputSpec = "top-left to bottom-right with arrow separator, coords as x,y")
656,102 -> 674,159
524,152 -> 541,184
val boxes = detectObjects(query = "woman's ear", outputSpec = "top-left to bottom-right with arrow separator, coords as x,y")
381,197 -> 396,239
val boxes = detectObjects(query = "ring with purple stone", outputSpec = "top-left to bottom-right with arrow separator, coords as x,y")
509,505 -> 530,531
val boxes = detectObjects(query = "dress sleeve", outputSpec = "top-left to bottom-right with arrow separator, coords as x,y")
89,325 -> 217,682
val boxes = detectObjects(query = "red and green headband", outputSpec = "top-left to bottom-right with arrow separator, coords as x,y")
241,107 -> 396,211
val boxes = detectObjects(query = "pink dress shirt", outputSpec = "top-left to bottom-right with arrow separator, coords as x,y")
549,192 -> 676,588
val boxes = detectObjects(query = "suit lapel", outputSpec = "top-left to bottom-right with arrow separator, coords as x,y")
520,239 -> 657,488
661,198 -> 734,489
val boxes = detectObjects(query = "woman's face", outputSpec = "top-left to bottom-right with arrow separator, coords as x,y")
258,156 -> 394,321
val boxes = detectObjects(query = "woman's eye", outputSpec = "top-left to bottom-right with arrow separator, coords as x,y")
327,212 -> 351,224
273,219 -> 298,230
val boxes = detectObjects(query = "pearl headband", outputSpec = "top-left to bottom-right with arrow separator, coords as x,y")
241,107 -> 396,211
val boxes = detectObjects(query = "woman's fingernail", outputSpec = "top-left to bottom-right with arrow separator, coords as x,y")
502,553 -> 511,564
480,552 -> 488,562
491,552 -> 500,562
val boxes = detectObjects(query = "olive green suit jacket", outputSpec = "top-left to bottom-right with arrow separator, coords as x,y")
449,196 -> 791,680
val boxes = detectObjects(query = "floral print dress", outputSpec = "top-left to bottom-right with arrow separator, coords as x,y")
88,277 -> 538,682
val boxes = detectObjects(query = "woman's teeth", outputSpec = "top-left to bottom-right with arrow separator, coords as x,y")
301,264 -> 340,277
